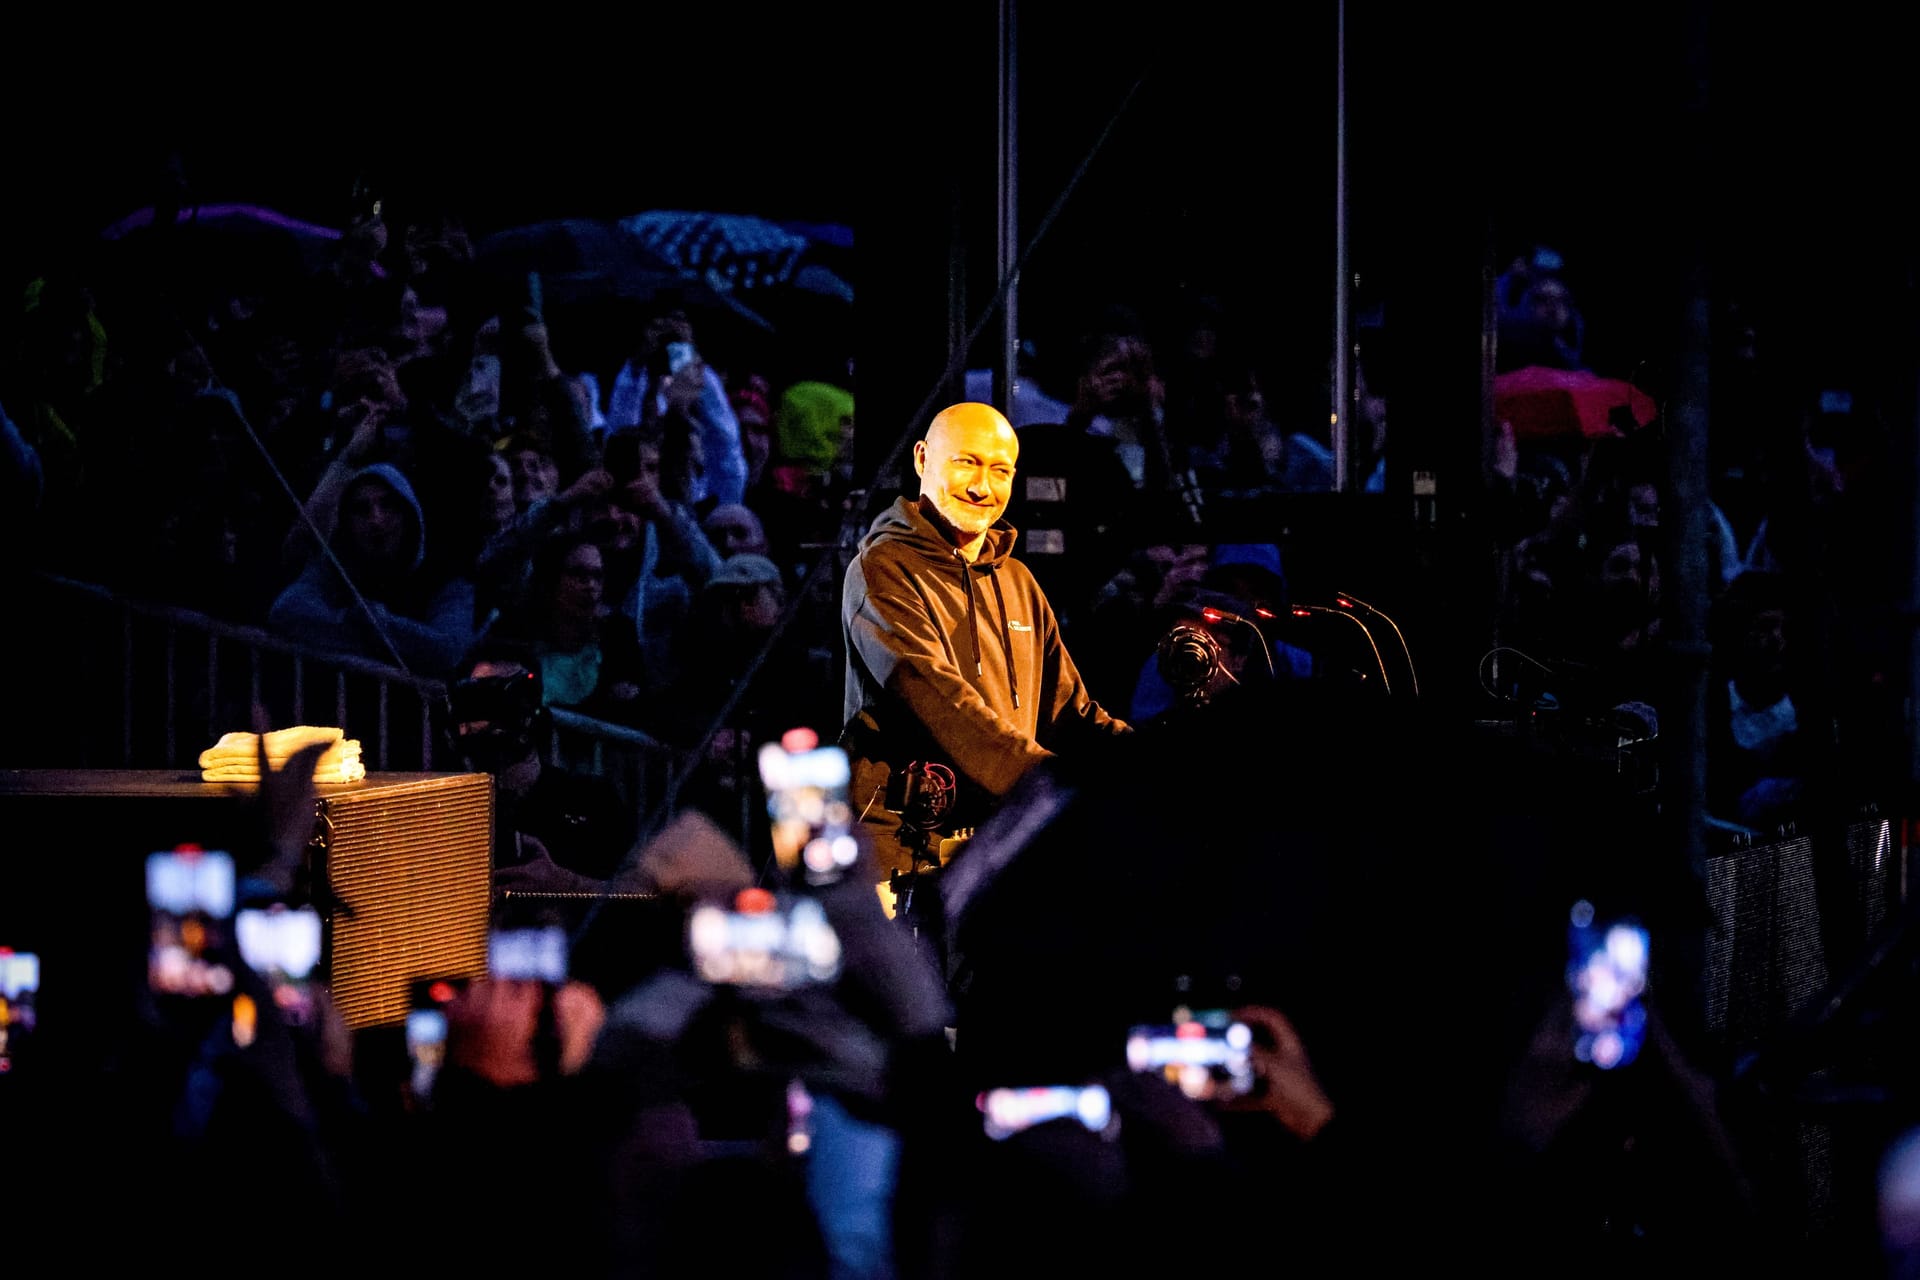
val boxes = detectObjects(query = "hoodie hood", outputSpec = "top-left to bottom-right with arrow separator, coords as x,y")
774,380 -> 855,471
857,494 -> 1025,719
859,494 -> 1016,570
341,460 -> 427,571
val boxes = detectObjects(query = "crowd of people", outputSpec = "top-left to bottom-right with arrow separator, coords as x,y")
4,176 -> 1918,1275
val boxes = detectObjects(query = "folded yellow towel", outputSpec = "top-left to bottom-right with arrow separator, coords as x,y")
198,726 -> 349,769
201,759 -> 367,784
198,727 -> 365,784
199,745 -> 361,774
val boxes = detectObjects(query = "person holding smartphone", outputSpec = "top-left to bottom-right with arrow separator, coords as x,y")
604,302 -> 748,511
444,639 -> 639,893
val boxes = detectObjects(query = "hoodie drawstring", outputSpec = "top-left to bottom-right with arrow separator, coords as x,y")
961,551 -> 983,678
985,564 -> 1020,711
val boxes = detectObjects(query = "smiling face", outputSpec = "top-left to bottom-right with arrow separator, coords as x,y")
915,402 -> 1018,555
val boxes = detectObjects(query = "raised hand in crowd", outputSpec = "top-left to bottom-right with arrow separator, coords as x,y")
1213,1002 -> 1335,1141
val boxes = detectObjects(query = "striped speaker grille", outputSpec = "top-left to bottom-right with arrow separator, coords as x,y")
320,773 -> 493,1029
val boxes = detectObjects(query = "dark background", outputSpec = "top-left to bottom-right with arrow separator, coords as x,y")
2,3 -> 1914,704
4,5 -> 1908,414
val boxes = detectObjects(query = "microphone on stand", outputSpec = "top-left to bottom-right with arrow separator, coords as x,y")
1290,604 -> 1393,695
1197,605 -> 1276,679
1332,591 -> 1419,697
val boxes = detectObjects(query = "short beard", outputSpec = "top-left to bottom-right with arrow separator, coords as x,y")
923,493 -> 996,540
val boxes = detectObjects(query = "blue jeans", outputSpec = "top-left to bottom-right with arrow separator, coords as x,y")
805,1090 -> 902,1280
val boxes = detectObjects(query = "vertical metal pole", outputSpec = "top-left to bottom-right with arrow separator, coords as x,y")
206,634 -> 220,751
1907,269 -> 1920,903
1331,0 -> 1352,491
122,605 -> 135,765
1665,0 -> 1716,1041
164,623 -> 178,766
995,0 -> 1020,415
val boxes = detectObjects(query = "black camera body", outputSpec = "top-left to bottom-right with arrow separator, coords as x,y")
449,671 -> 544,729
446,670 -> 549,770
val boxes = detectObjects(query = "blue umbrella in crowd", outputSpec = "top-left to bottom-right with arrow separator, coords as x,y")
617,210 -> 854,326
472,217 -> 774,331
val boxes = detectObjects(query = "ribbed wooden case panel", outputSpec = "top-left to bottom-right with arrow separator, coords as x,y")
320,773 -> 492,1028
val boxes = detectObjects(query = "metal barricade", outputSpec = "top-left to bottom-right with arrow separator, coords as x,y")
16,571 -> 680,834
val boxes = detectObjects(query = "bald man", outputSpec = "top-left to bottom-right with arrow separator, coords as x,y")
840,402 -> 1132,888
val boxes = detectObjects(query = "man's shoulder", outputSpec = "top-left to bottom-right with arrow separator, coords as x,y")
846,534 -> 927,590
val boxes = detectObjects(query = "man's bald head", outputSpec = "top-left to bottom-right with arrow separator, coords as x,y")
915,402 -> 1019,553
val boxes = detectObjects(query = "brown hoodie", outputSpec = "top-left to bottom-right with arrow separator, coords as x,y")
840,495 -> 1129,875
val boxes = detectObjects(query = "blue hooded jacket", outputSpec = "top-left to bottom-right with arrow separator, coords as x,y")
267,461 -> 476,678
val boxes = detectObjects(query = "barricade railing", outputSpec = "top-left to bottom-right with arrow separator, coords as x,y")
16,572 -> 681,832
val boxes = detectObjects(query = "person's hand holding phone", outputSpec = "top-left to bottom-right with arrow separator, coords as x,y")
1212,1004 -> 1335,1141
661,358 -> 705,416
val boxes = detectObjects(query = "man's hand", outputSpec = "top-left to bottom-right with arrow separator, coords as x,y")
494,833 -> 605,897
1214,1004 -> 1335,1141
249,711 -> 329,898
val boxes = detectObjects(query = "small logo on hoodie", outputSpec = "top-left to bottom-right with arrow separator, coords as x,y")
1007,620 -> 1033,633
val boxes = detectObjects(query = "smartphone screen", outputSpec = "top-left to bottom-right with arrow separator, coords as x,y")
978,1084 -> 1112,1141
758,729 -> 858,885
488,926 -> 569,984
405,977 -> 466,1104
0,948 -> 41,1076
146,847 -> 237,999
1125,1008 -> 1255,1101
687,890 -> 842,990
1568,901 -> 1649,1070
235,906 -> 324,1027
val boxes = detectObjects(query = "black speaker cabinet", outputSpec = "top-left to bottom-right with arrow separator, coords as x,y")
0,769 -> 493,1037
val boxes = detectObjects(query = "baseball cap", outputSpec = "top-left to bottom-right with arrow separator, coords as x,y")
708,553 -> 784,589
